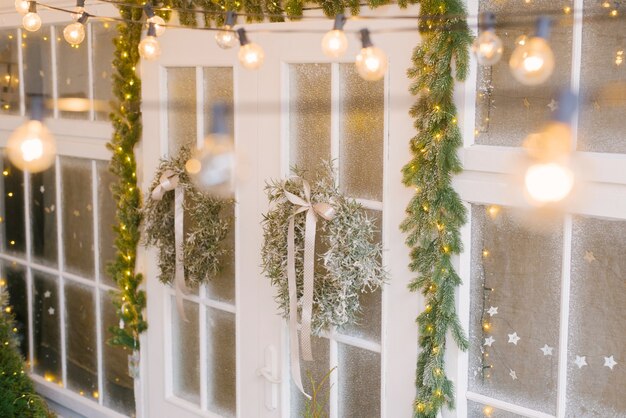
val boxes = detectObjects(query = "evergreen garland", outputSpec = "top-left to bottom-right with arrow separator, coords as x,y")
0,286 -> 55,417
401,1 -> 471,417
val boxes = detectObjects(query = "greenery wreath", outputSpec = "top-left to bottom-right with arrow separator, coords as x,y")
261,163 -> 387,335
143,146 -> 232,288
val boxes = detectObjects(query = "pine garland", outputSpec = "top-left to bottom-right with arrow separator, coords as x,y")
401,1 -> 471,417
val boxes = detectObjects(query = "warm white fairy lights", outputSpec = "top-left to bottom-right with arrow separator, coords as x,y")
472,12 -> 503,66
236,28 -> 264,70
63,12 -> 88,45
215,11 -> 238,49
138,22 -> 161,60
22,1 -> 41,32
321,14 -> 348,58
509,17 -> 555,86
355,28 -> 387,81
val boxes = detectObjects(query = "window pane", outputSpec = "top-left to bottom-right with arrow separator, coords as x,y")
91,21 -> 116,122
475,1 -> 573,147
61,157 -> 94,278
203,67 -> 234,136
2,261 -> 28,359
468,205 -> 562,415
65,280 -> 98,399
30,165 -> 57,267
206,307 -> 236,416
577,1 -> 626,153
206,202 -> 235,303
171,298 -> 200,405
101,292 -> 135,415
167,67 -> 196,152
97,161 -> 117,287
0,29 -> 20,115
467,401 -> 525,417
338,63 -> 384,201
289,63 -> 331,177
54,25 -> 89,120
2,158 -> 25,255
33,271 -> 61,380
22,27 -> 53,117
337,344 -> 381,418
290,334 -> 330,417
567,217 -> 626,415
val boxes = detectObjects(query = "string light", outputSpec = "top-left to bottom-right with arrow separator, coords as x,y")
472,12 -> 503,66
615,49 -> 624,66
483,405 -> 494,417
355,28 -> 387,81
22,1 -> 42,32
321,14 -> 348,58
138,23 -> 161,60
144,4 -> 166,37
63,13 -> 88,46
237,28 -> 264,70
215,11 -> 238,49
7,95 -> 56,173
509,17 -> 555,86
70,0 -> 85,21
15,0 -> 29,15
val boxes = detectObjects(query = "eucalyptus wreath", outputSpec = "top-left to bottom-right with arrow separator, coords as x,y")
261,163 -> 387,335
142,146 -> 232,288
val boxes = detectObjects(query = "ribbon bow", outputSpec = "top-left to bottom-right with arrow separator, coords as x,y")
284,178 -> 335,398
151,169 -> 189,321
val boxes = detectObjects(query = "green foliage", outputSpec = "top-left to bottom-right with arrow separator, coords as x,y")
143,146 -> 232,288
401,1 -> 472,417
0,287 -> 55,418
302,367 -> 335,418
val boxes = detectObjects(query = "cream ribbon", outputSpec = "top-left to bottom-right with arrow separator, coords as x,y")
151,170 -> 189,322
284,178 -> 335,397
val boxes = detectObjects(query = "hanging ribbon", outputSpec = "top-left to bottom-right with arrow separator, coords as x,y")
151,170 -> 189,322
284,178 -> 335,397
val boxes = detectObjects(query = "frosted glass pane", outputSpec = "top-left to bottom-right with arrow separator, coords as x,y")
338,64 -> 384,201
468,205 -> 562,415
467,401 -> 525,417
31,165 -> 57,267
55,25 -> 89,120
0,29 -> 20,115
475,1 -> 572,147
567,217 -> 626,416
206,202 -> 235,303
22,28 -> 53,117
61,157 -> 94,278
577,1 -> 626,153
289,63 -> 331,177
172,298 -> 200,405
338,344 -> 381,418
3,261 -> 28,358
101,293 -> 135,415
290,335 -> 330,417
97,161 -> 117,287
206,307 -> 236,416
2,157 -> 25,255
167,67 -> 196,152
33,271 -> 61,380
340,209 -> 381,342
65,280 -> 98,399
92,22 -> 116,121
203,67 -> 234,136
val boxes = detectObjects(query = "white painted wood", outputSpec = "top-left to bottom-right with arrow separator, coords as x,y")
466,391 -> 556,418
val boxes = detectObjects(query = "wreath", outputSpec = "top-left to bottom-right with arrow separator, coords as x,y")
143,146 -> 232,288
261,163 -> 387,335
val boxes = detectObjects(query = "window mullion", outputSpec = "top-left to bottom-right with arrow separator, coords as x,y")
569,0 -> 585,150
50,26 -> 59,119
55,156 -> 68,386
329,328 -> 338,418
87,23 -> 95,122
330,63 -> 340,186
91,160 -> 104,406
23,169 -> 34,372
16,28 -> 25,117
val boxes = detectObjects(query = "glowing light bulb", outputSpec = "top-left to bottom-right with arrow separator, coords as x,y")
509,17 -> 554,86
71,6 -> 85,21
147,15 -> 166,37
15,0 -> 29,15
321,14 -> 348,58
22,12 -> 42,32
615,50 -> 624,66
472,13 -> 503,66
215,11 -> 238,49
138,23 -> 161,60
355,29 -> 387,81
63,21 -> 86,46
237,28 -> 264,70
525,162 -> 574,203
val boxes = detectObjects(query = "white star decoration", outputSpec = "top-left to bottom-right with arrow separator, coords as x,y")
48,307 -> 55,316
584,251 -> 596,263
487,306 -> 498,317
484,336 -> 495,347
508,332 -> 521,345
509,369 -> 518,380
547,99 -> 559,112
540,344 -> 554,356
604,356 -> 618,370
574,356 -> 587,369
43,290 -> 51,298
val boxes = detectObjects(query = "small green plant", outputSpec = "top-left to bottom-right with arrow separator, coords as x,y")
302,367 -> 336,418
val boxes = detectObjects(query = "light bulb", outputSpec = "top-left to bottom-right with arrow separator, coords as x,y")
524,162 -> 574,203
147,15 -> 166,37
186,134 -> 235,198
237,28 -> 264,70
472,30 -> 503,66
509,17 -> 554,86
139,24 -> 160,60
71,6 -> 85,21
322,30 -> 348,58
215,26 -> 237,49
22,12 -> 42,32
355,29 -> 387,81
15,0 -> 29,15
7,120 -> 56,173
63,22 -> 86,46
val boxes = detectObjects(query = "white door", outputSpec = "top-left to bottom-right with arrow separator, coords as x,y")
140,9 -> 420,417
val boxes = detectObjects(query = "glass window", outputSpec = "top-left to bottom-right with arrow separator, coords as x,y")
91,22 -> 116,122
54,25 -> 89,120
0,29 -> 20,115
22,27 -> 53,117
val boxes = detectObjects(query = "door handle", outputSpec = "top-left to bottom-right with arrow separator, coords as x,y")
256,345 -> 280,410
